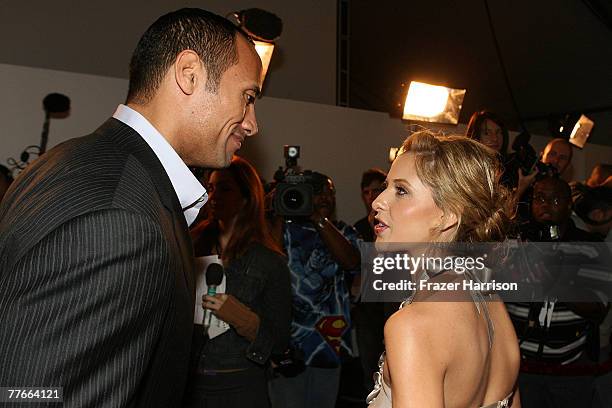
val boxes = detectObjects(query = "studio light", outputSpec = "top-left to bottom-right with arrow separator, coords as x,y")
253,40 -> 275,84
231,8 -> 282,87
401,81 -> 466,125
569,114 -> 594,148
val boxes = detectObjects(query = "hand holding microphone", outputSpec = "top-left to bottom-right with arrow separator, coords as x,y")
202,263 -> 224,335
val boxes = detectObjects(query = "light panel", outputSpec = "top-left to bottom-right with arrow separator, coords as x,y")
253,40 -> 275,86
402,81 -> 466,125
569,114 -> 594,148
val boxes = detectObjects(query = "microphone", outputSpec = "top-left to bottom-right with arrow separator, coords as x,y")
203,263 -> 224,335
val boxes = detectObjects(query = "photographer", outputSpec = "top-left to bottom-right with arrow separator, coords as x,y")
509,176 -> 610,407
268,171 -> 361,408
541,138 -> 573,175
520,177 -> 598,243
511,137 -> 574,221
515,138 -> 573,198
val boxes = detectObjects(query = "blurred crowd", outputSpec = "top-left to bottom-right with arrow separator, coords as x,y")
1,109 -> 610,408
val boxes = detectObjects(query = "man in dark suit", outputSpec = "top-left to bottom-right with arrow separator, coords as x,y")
0,8 -> 261,407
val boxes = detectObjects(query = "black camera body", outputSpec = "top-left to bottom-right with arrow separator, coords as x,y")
533,161 -> 558,179
270,145 -> 333,217
511,131 -> 559,178
273,169 -> 315,217
269,145 -> 314,217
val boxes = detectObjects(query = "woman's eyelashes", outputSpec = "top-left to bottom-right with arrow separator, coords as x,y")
379,181 -> 409,197
395,184 -> 409,197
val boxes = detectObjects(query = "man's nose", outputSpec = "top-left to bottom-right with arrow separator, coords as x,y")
242,105 -> 258,137
539,202 -> 551,210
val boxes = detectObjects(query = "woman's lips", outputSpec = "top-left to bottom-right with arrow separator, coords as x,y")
374,221 -> 388,235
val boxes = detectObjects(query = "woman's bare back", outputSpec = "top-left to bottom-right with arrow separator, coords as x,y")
378,290 -> 520,407
442,297 -> 520,407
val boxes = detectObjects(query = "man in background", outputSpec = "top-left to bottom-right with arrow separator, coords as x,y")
269,172 -> 361,408
541,138 -> 573,176
510,177 -> 609,407
354,168 -> 386,242
516,138 -> 575,219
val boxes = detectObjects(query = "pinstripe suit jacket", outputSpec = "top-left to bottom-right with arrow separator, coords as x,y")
0,118 -> 195,407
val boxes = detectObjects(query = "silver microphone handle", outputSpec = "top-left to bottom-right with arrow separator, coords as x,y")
202,285 -> 218,335
203,309 -> 213,335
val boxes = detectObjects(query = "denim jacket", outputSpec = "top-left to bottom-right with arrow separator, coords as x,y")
193,242 -> 292,371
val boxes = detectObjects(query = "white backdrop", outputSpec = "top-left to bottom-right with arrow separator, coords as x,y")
1,63 -> 610,224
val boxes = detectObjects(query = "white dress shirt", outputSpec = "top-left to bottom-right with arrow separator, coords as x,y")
112,104 -> 207,226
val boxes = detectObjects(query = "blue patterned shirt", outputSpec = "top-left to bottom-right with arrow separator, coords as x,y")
283,219 -> 361,368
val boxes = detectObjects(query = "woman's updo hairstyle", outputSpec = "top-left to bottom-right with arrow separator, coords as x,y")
399,131 -> 513,242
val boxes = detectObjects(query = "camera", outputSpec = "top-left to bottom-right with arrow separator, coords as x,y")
511,131 -> 559,178
270,347 -> 305,377
271,145 -> 315,217
533,161 -> 558,179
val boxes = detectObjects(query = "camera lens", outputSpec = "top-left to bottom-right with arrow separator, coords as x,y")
282,188 -> 304,210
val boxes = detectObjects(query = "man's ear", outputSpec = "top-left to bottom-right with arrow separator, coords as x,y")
174,50 -> 207,95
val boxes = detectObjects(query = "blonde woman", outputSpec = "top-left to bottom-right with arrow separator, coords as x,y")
367,131 -> 521,407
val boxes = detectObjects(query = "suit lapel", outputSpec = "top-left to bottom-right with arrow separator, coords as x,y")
101,118 -> 195,298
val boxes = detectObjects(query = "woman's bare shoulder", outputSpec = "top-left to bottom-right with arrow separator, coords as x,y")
383,303 -> 454,406
387,300 -> 474,332
384,302 -> 462,359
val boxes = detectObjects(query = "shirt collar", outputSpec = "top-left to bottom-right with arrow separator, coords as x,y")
112,104 -> 207,225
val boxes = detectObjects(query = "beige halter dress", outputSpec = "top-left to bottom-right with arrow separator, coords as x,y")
366,277 -> 513,408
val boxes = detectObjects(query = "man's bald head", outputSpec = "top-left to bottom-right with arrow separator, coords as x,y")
542,138 -> 573,174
